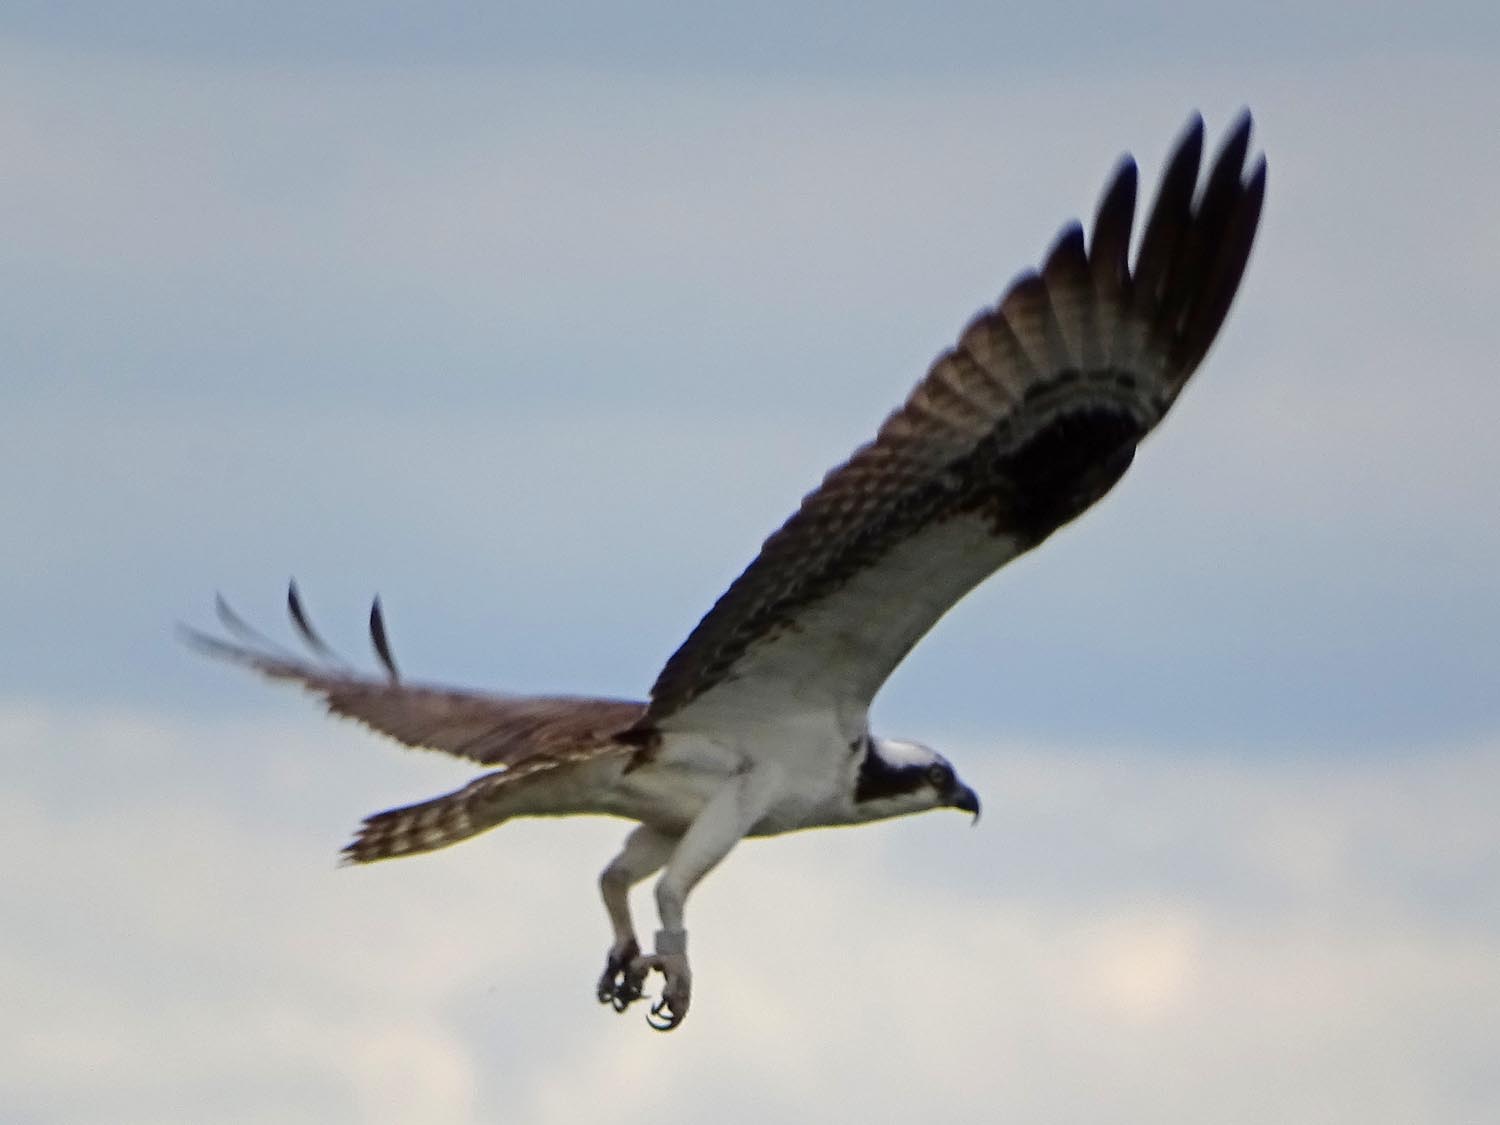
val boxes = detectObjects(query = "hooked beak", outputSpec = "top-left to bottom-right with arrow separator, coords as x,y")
949,785 -> 982,825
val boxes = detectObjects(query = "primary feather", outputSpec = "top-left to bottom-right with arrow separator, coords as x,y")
187,112 -> 1266,1031
642,112 -> 1264,736
182,586 -> 645,773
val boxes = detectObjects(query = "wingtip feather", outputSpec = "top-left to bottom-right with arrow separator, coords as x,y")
287,579 -> 344,662
214,591 -> 251,637
176,620 -> 224,656
370,596 -> 400,682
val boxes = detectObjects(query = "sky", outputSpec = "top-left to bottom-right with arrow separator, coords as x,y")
3,4 -> 1499,1123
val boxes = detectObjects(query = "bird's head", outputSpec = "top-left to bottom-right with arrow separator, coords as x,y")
852,736 -> 981,824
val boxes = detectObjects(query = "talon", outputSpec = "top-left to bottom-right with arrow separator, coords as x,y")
597,938 -> 692,1028
639,946 -> 691,1031
646,996 -> 684,1032
596,938 -> 643,1011
611,965 -> 646,1012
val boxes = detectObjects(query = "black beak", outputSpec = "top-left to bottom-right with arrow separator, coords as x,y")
950,785 -> 981,824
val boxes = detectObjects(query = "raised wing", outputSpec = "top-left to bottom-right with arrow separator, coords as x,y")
643,112 -> 1266,734
184,583 -> 645,769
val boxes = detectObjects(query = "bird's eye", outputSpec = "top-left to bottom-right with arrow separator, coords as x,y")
928,763 -> 952,788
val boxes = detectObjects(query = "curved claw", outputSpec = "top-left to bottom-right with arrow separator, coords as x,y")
594,971 -> 620,1007
646,996 -> 685,1032
596,939 -> 645,1012
595,977 -> 618,1007
608,973 -> 645,1012
639,949 -> 691,1031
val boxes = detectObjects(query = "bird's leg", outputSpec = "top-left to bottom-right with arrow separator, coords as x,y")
596,825 -> 676,1012
635,763 -> 785,1031
642,927 -> 690,1032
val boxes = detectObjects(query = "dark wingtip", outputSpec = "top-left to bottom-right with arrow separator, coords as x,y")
1166,112 -> 1206,188
214,591 -> 251,637
1089,155 -> 1138,290
286,579 -> 315,645
1101,154 -> 1139,212
209,591 -> 294,657
1225,106 -> 1254,150
1181,110 -> 1207,146
1131,114 -> 1208,300
1047,219 -> 1086,259
1206,111 -> 1254,194
1165,112 -> 1269,376
1248,152 -> 1268,191
369,596 -> 399,682
175,620 -> 218,654
287,579 -> 346,664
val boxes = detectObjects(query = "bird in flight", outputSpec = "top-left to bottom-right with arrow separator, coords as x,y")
188,112 -> 1265,1031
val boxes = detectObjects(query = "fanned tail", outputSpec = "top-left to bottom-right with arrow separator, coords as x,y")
341,769 -> 522,863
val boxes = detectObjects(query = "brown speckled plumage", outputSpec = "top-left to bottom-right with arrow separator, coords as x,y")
642,113 -> 1264,727
182,589 -> 645,859
187,113 -> 1265,870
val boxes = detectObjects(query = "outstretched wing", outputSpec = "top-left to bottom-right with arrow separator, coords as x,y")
184,583 -> 645,769
643,112 -> 1266,734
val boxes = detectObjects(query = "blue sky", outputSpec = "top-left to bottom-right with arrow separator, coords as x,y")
3,6 -> 1499,1123
1,1 -> 1496,71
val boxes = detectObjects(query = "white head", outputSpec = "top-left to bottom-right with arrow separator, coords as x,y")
851,736 -> 981,824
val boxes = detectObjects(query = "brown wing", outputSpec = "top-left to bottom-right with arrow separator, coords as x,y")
643,112 -> 1266,734
184,583 -> 645,769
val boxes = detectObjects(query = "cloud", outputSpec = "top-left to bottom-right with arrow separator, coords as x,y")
5,703 -> 1497,1123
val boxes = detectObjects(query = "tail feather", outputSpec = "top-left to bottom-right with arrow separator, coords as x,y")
342,769 -> 514,864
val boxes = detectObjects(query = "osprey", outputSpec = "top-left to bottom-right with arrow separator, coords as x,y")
188,112 -> 1265,1030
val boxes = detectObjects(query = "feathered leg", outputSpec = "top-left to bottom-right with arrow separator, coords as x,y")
596,825 -> 676,1011
636,763 -> 786,1030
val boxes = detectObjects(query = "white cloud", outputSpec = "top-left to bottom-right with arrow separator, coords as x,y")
4,703 -> 1497,1123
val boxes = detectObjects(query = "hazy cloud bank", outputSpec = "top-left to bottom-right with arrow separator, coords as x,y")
5,704 -> 1496,1124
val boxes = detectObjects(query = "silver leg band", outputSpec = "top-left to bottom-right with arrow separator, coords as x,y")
654,928 -> 688,956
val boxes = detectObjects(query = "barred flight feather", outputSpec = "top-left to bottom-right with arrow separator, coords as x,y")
643,112 -> 1264,729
